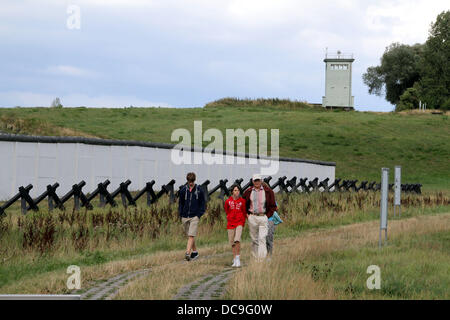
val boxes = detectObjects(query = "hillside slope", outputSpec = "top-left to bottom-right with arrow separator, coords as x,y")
1,100 -> 449,190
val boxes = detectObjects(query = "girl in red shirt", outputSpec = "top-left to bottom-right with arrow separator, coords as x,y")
224,185 -> 247,267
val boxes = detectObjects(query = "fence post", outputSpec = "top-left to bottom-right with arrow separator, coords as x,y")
218,179 -> 229,200
319,178 -> 330,192
120,180 -> 134,207
229,179 -> 244,193
241,179 -> 253,194
394,166 -> 401,217
199,180 -> 210,202
163,180 -> 176,204
47,183 -> 62,211
26,182 -> 59,212
285,177 -> 297,193
19,185 -> 37,214
97,180 -> 117,207
131,180 -> 155,205
263,176 -> 273,186
71,181 -> 91,211
270,176 -> 287,193
379,168 -> 389,248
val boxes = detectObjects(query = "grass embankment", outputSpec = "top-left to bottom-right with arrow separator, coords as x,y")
0,191 -> 448,294
1,98 -> 449,190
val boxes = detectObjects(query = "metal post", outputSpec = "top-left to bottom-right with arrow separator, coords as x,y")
379,229 -> 382,248
121,193 -> 128,208
99,193 -> 105,207
21,197 -> 27,215
74,195 -> 80,211
394,166 -> 401,218
379,168 -> 389,248
146,189 -> 152,206
48,197 -> 54,211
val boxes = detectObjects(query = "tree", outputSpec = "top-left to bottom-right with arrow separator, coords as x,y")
442,98 -> 450,111
50,97 -> 63,108
363,43 -> 423,105
396,86 -> 420,112
418,10 -> 450,109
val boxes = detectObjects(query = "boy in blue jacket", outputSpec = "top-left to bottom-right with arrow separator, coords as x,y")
179,172 -> 206,261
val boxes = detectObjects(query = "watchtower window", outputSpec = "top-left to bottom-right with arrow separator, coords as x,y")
330,64 -> 348,70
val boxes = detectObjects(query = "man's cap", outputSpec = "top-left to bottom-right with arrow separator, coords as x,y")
252,174 -> 262,181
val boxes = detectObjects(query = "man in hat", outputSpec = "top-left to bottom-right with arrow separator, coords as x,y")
243,174 -> 277,260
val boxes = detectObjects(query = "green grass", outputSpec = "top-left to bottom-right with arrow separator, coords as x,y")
0,191 -> 448,292
1,98 -> 448,190
301,230 -> 450,299
1,99 -> 449,191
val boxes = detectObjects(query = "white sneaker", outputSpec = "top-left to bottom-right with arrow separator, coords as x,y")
231,257 -> 236,267
234,257 -> 241,268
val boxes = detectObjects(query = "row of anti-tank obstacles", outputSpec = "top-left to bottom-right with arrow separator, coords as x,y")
0,176 -> 422,216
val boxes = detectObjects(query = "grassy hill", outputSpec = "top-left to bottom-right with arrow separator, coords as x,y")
1,98 -> 449,190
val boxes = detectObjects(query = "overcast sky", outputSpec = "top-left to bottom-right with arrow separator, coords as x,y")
0,0 -> 448,111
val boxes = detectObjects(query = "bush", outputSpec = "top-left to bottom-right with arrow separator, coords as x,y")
396,87 -> 420,112
441,98 -> 450,111
19,212 -> 57,254
204,98 -> 313,110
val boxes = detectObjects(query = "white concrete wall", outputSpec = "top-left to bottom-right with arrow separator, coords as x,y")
0,140 -> 335,200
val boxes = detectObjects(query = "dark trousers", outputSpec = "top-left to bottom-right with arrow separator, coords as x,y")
266,220 -> 275,255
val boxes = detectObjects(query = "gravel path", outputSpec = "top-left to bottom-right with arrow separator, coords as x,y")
78,252 -> 231,300
172,268 -> 236,300
80,269 -> 152,300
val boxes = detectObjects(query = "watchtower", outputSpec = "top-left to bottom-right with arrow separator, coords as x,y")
322,50 -> 355,109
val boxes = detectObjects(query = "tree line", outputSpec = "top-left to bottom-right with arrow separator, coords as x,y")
363,10 -> 449,111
